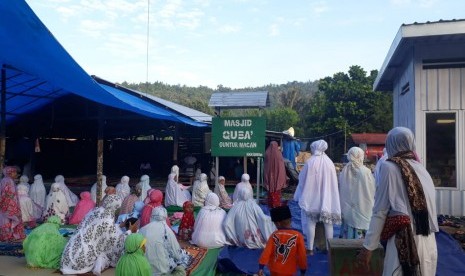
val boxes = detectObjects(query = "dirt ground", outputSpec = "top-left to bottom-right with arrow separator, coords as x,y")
0,256 -> 115,276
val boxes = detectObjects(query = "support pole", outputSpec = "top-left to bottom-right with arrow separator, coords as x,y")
256,157 -> 260,202
0,68 -> 6,172
215,156 -> 219,187
96,107 -> 104,206
173,123 -> 179,164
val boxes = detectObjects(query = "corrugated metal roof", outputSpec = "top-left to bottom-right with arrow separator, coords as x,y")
93,76 -> 212,124
374,19 -> 465,91
208,91 -> 270,108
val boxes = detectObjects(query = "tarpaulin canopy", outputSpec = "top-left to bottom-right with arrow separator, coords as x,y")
0,0 -> 207,128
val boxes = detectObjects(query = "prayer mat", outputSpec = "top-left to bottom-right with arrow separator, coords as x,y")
189,247 -> 221,276
184,246 -> 208,275
0,241 -> 24,257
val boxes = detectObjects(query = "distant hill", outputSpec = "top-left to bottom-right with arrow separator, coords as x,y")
119,80 -> 319,115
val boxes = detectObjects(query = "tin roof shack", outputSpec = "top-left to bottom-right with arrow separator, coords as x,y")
351,133 -> 387,163
374,19 -> 465,216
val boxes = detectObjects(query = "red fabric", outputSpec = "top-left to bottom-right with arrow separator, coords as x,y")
259,229 -> 307,275
0,177 -> 26,241
140,189 -> 171,227
267,191 -> 282,208
68,191 -> 95,225
380,215 -> 411,241
264,141 -> 287,193
178,201 -> 195,241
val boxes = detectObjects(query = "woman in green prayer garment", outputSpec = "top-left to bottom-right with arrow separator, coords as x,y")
22,215 -> 67,269
116,233 -> 152,276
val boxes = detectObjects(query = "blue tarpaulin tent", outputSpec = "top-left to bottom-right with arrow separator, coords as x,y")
0,0 -> 207,128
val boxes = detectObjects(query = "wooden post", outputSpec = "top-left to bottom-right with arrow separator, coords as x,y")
96,107 -> 104,206
173,123 -> 179,163
0,68 -> 6,172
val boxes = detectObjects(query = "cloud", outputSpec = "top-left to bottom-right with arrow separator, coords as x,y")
219,24 -> 240,34
390,0 -> 437,8
177,8 -> 205,30
311,1 -> 329,15
55,5 -> 81,19
269,23 -> 280,36
79,19 -> 112,38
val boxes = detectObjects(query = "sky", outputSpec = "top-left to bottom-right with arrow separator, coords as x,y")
26,0 -> 465,89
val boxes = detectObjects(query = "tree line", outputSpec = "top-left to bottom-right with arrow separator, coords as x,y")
121,65 -> 393,160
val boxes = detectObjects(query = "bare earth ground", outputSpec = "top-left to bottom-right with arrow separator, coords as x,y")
0,256 -> 115,276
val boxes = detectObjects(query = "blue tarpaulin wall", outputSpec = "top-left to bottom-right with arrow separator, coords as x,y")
0,0 -> 207,127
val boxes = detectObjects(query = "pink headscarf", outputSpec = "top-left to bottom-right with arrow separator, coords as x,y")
143,188 -> 155,204
140,189 -> 164,227
264,141 -> 287,192
68,191 -> 95,225
2,166 -> 17,178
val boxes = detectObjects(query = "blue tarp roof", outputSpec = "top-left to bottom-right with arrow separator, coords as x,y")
0,1 -> 207,128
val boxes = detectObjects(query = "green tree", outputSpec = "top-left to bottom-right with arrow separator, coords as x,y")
265,107 -> 300,134
306,65 -> 392,159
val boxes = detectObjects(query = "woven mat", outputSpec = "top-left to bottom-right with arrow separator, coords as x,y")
184,246 -> 208,275
0,242 -> 24,257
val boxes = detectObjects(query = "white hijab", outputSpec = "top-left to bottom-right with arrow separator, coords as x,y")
29,174 -> 46,209
165,173 -> 190,207
139,206 -> 185,275
91,175 -> 108,203
61,194 -> 125,275
17,183 -> 38,222
192,173 -> 211,207
294,139 -> 342,224
138,174 -> 151,202
232,174 -> 253,203
116,176 -> 131,200
192,192 -> 230,248
19,175 -> 30,190
171,165 -> 180,181
223,185 -> 276,249
339,147 -> 375,230
43,182 -> 69,222
55,175 -> 79,207
214,176 -> 232,208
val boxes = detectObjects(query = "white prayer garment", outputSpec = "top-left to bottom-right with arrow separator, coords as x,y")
29,174 -> 46,211
164,173 -> 191,207
43,183 -> 69,224
293,140 -> 341,224
363,127 -> 438,276
223,185 -> 276,249
60,195 -> 126,275
339,147 -> 376,232
232,174 -> 253,204
138,175 -> 152,202
191,173 -> 211,207
191,192 -> 230,248
116,176 -> 131,200
54,175 -> 79,207
139,206 -> 190,276
17,184 -> 39,223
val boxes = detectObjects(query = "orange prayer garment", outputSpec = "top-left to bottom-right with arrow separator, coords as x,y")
259,228 -> 308,276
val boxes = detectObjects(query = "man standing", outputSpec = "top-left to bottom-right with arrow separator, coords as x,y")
282,127 -> 301,169
357,127 -> 438,275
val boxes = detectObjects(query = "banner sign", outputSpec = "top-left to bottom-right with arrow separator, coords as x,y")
211,117 -> 266,157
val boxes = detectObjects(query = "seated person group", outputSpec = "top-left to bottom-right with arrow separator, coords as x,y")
1,164 -> 309,276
